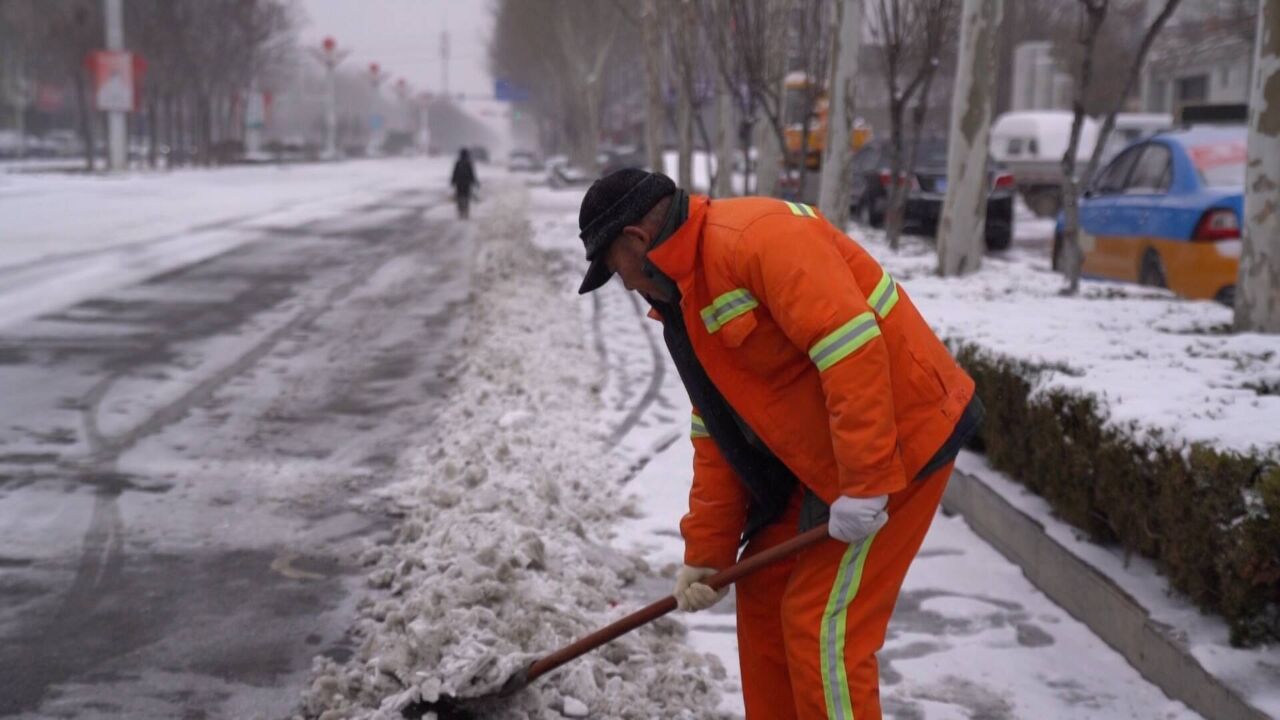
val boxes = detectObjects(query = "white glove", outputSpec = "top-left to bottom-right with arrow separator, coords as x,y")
673,565 -> 727,612
828,495 -> 889,543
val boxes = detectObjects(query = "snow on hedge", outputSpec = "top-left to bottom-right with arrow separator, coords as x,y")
857,229 -> 1280,459
299,193 -> 725,719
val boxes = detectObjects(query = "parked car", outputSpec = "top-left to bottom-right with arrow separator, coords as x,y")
469,145 -> 491,163
1053,125 -> 1244,305
597,144 -> 647,175
507,149 -> 542,172
545,154 -> 590,189
849,138 -> 1015,250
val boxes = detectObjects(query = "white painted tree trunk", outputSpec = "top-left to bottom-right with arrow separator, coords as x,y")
1235,0 -> 1280,332
818,0 -> 862,223
641,0 -> 666,173
937,0 -> 1003,277
715,70 -> 736,197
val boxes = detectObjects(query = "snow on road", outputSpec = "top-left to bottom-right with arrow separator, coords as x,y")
0,157 -> 453,329
527,184 -> 1201,719
302,185 -> 725,719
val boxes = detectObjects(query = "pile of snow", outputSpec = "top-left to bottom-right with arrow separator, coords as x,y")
299,188 -> 725,719
851,226 -> 1280,458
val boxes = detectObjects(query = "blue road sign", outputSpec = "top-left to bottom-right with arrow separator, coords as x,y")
494,78 -> 531,102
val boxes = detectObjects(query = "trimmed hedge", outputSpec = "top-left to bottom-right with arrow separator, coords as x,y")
955,343 -> 1280,647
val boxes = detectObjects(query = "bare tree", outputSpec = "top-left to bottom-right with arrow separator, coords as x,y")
641,0 -> 666,171
818,0 -> 865,223
937,0 -> 1002,277
1057,0 -> 1182,294
871,0 -> 959,250
1234,0 -> 1279,332
701,0 -> 796,196
789,1 -> 838,199
492,0 -> 621,173
714,60 -> 737,196
669,1 -> 698,187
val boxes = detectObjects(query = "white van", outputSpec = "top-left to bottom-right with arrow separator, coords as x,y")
990,111 -> 1101,216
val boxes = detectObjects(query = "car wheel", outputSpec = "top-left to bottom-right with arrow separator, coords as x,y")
985,226 -> 1012,252
862,196 -> 884,229
1138,248 -> 1167,289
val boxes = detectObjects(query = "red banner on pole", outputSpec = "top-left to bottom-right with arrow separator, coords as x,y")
85,50 -> 145,112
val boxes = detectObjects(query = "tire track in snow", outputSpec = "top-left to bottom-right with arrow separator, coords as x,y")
606,290 -> 667,448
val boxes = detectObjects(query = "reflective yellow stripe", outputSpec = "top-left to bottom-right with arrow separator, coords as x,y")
785,200 -> 817,218
820,532 -> 876,720
866,270 -> 900,319
700,289 -> 758,333
809,312 -> 881,372
690,413 -> 710,439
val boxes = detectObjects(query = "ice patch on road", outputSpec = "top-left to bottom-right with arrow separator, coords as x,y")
299,188 -> 725,719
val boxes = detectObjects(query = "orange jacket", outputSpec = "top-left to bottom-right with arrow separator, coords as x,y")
648,195 -> 975,569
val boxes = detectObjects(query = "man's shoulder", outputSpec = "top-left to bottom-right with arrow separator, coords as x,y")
703,196 -> 805,234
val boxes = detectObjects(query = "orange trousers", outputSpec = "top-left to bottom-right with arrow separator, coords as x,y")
734,461 -> 953,719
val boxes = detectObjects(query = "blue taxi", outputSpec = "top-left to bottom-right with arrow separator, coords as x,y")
1054,125 -> 1245,303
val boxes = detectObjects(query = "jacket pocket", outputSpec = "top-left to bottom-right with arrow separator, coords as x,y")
718,310 -> 758,348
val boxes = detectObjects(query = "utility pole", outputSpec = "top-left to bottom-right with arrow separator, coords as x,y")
937,0 -> 1004,277
818,0 -> 863,223
104,0 -> 126,171
441,31 -> 450,97
1235,0 -> 1280,332
309,36 -> 349,160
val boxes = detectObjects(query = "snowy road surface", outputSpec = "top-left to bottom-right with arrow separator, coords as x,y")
0,171 -> 471,717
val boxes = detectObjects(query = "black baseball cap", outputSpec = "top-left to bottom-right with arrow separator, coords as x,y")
577,169 -> 677,294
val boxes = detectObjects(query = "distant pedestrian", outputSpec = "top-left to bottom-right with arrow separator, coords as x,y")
451,148 -> 478,220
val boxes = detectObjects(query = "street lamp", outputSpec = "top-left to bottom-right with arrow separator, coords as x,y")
308,36 -> 350,159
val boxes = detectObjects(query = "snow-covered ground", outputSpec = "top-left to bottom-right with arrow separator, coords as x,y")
526,184 -> 1204,719
0,157 -> 453,329
850,224 -> 1280,457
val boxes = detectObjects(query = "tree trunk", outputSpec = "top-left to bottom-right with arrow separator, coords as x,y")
641,0 -> 665,172
884,101 -> 908,250
1060,2 -> 1108,294
676,67 -> 693,188
818,0 -> 863,224
1083,0 -> 1183,187
148,98 -> 158,168
1235,0 -> 1280,332
73,70 -> 95,172
715,68 -> 736,197
938,0 -> 1004,277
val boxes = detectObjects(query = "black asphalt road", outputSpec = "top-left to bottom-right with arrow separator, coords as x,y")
0,189 -> 471,719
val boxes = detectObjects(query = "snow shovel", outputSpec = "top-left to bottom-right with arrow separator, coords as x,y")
403,525 -> 830,719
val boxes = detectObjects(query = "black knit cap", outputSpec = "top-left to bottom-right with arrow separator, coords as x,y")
577,168 -> 677,294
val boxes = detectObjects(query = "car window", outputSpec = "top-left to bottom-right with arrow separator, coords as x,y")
1125,144 -> 1172,194
1094,146 -> 1142,195
1189,140 -> 1247,187
1006,138 -> 1023,156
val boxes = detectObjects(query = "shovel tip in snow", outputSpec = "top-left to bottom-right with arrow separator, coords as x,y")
400,664 -> 531,719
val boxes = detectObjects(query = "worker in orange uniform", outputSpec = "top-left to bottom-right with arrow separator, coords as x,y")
576,169 -> 983,719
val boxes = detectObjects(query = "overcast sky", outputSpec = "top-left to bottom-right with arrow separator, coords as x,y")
296,0 -> 494,98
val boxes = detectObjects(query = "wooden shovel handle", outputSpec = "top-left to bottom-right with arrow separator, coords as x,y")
525,525 -> 829,684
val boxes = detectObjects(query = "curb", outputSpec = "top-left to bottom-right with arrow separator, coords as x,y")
942,468 -> 1270,720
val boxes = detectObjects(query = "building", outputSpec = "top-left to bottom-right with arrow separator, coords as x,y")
1141,0 -> 1256,114
1010,41 -> 1073,112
